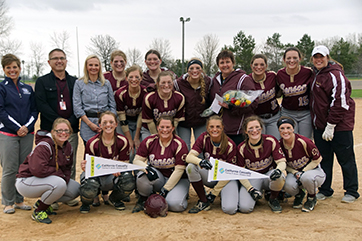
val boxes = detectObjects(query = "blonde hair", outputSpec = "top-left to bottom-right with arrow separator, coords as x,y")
206,115 -> 228,155
188,58 -> 206,104
111,50 -> 127,62
81,55 -> 106,86
51,118 -> 73,171
126,65 -> 143,78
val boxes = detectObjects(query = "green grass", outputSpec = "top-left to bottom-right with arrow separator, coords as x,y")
351,89 -> 362,98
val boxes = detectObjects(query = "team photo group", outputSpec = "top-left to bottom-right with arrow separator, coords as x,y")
0,43 -> 359,224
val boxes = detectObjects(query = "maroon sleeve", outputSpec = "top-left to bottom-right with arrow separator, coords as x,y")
305,137 -> 321,161
226,141 -> 237,164
28,144 -> 56,178
142,93 -> 155,123
271,137 -> 286,161
136,137 -> 150,158
191,133 -> 205,154
173,91 -> 185,121
114,88 -> 125,112
174,137 -> 188,166
236,142 -> 246,167
117,135 -> 130,162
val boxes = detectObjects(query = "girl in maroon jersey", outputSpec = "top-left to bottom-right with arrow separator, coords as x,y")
141,71 -> 185,140
114,65 -> 147,159
79,111 -> 131,213
278,116 -> 325,212
174,58 -> 211,150
237,115 -> 286,213
104,50 -> 128,93
249,54 -> 281,139
276,47 -> 313,139
132,116 -> 189,213
186,115 -> 238,214
141,49 -> 176,92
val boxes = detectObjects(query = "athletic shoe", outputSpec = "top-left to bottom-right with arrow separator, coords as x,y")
293,190 -> 306,209
188,200 -> 210,214
64,199 -> 79,206
302,196 -> 317,212
341,194 -> 356,203
112,201 -> 126,211
80,204 -> 90,214
122,196 -> 131,202
14,204 -> 32,210
316,193 -> 332,201
132,199 -> 145,213
50,202 -> 59,210
268,198 -> 282,213
33,201 -> 57,215
31,210 -> 52,224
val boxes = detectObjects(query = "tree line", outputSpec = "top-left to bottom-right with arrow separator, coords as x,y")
1,0 -> 361,79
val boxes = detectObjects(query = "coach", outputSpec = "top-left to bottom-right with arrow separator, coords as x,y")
35,48 -> 79,206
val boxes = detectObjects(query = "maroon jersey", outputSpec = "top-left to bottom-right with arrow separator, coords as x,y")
136,134 -> 188,177
104,71 -> 127,93
237,134 -> 285,174
276,66 -> 312,111
141,67 -> 177,92
174,74 -> 211,128
85,133 -> 129,162
114,84 -> 147,121
142,90 -> 185,128
279,133 -> 321,172
192,132 -> 237,164
249,71 -> 280,116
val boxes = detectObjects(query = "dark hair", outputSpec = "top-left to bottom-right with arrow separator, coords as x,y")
250,54 -> 268,66
1,54 -> 21,68
242,115 -> 264,154
145,49 -> 161,60
156,71 -> 174,84
125,65 -> 143,78
283,47 -> 302,60
49,48 -> 66,59
216,50 -> 235,66
156,115 -> 174,127
206,115 -> 228,155
277,116 -> 295,128
98,111 -> 117,125
97,111 -> 119,158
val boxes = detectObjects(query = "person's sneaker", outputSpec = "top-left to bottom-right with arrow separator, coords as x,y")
122,196 -> 131,202
64,199 -> 79,206
33,201 -> 57,215
316,193 -> 332,201
268,198 -> 282,213
50,202 -> 59,210
302,196 -> 317,212
80,204 -> 90,214
112,201 -> 126,211
132,199 -> 145,213
293,190 -> 306,209
31,210 -> 52,224
341,194 -> 356,203
188,200 -> 210,214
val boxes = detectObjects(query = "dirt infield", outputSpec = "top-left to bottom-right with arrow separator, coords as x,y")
1,100 -> 362,241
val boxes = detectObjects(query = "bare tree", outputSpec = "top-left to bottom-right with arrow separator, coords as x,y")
30,42 -> 45,79
126,47 -> 144,68
194,34 -> 220,76
50,30 -> 72,57
148,38 -> 173,67
87,34 -> 119,71
0,0 -> 12,37
0,38 -> 22,56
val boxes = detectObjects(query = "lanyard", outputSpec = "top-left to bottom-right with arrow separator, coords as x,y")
55,79 -> 67,100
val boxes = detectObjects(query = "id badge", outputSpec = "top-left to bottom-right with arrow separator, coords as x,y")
60,101 -> 67,110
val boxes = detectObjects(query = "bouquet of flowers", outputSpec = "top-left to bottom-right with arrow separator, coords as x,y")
200,89 -> 263,117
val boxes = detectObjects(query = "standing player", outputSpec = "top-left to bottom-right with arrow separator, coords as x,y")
79,111 -> 132,213
278,116 -> 325,212
276,47 -> 313,139
132,116 -> 189,213
141,71 -> 185,140
114,65 -> 147,160
237,116 -> 286,213
186,115 -> 238,214
104,50 -> 128,93
249,54 -> 281,139
174,58 -> 211,150
141,49 -> 176,92
310,45 -> 359,203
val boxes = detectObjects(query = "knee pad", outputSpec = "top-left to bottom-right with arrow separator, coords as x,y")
110,172 -> 135,202
80,177 -> 100,205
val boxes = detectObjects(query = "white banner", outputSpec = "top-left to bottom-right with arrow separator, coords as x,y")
85,154 -> 144,179
207,157 -> 269,182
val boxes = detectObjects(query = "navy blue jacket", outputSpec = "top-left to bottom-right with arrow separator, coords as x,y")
0,77 -> 38,134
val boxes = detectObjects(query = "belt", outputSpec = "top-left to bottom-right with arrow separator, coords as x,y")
85,112 -> 101,118
259,112 -> 277,119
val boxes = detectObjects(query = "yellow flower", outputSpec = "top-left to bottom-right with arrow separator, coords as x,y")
224,94 -> 230,101
234,100 -> 241,106
246,99 -> 251,105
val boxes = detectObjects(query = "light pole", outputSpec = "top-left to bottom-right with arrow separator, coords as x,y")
21,60 -> 25,81
180,17 -> 190,74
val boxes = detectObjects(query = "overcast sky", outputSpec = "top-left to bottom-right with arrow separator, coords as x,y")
6,0 -> 362,77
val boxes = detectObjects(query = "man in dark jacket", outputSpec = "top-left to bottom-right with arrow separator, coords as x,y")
35,48 -> 79,207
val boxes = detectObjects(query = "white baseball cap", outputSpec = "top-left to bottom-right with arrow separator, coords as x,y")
312,45 -> 330,57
